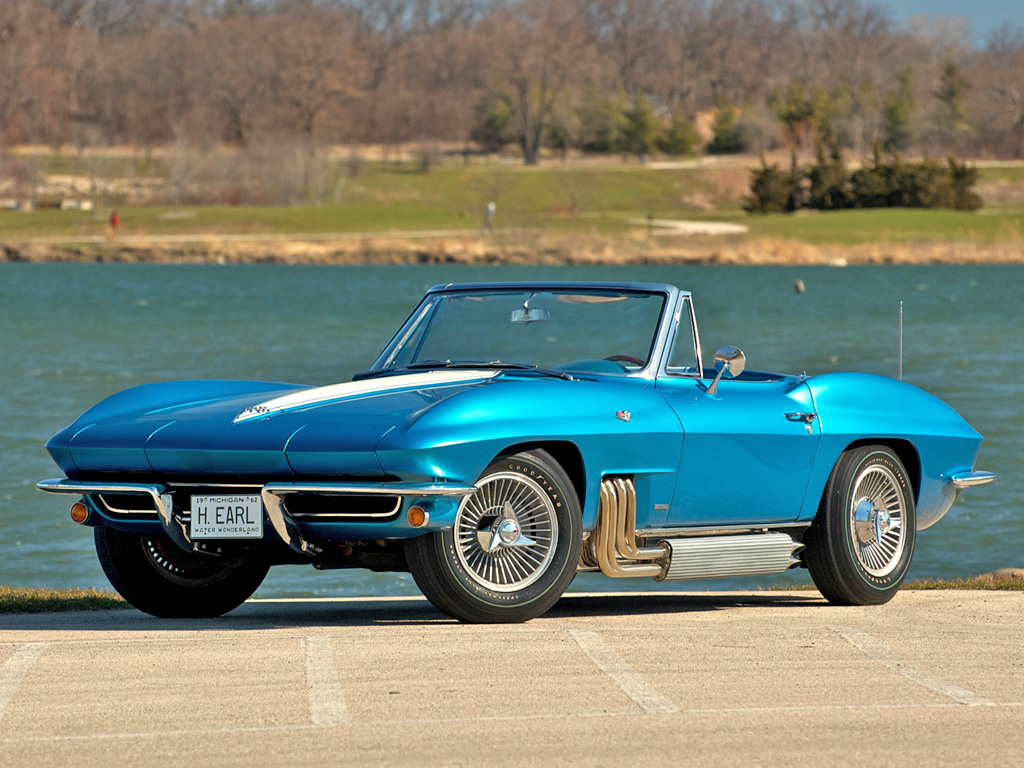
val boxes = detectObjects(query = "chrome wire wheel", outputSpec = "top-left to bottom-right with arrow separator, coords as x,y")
455,472 -> 557,592
805,445 -> 916,607
848,463 -> 907,578
405,449 -> 581,623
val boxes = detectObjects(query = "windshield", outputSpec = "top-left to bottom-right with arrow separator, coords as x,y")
368,288 -> 666,376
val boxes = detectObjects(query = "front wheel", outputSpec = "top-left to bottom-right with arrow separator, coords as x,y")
95,527 -> 269,618
406,449 -> 582,623
804,445 -> 916,606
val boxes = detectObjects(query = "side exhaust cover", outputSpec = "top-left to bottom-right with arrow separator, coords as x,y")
656,533 -> 803,581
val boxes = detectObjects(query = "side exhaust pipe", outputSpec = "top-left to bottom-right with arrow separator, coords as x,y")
583,476 -> 804,582
586,478 -> 665,578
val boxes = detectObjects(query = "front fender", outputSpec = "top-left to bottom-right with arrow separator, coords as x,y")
374,377 -> 683,529
800,373 -> 984,528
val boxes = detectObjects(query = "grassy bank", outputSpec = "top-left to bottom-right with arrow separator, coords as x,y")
0,586 -> 127,614
2,157 -> 1023,256
773,572 -> 1024,592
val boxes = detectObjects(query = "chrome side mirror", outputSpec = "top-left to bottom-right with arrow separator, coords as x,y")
706,345 -> 746,395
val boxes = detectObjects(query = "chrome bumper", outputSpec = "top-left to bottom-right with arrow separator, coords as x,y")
948,471 -> 997,489
260,481 -> 476,556
37,478 -> 477,556
917,470 -> 999,531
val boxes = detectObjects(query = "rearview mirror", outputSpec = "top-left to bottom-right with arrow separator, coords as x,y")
510,308 -> 550,324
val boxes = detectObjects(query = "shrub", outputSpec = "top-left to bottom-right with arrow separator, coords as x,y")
744,157 -> 801,214
806,141 -> 854,210
750,144 -> 983,214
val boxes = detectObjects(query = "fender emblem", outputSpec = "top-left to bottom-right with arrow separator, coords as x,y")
616,410 -> 631,422
234,404 -> 272,423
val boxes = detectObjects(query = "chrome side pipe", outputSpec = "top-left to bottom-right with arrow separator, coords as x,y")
581,476 -> 805,582
587,478 -> 666,578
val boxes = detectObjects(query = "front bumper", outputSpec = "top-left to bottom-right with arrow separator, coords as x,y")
948,470 -> 998,489
37,478 -> 477,556
918,470 -> 998,531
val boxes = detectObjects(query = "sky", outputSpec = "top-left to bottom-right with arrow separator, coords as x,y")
879,0 -> 1024,43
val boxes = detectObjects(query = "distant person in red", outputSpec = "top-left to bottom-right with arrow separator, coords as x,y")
109,210 -> 120,238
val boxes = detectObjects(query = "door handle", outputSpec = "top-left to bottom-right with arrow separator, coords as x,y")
786,412 -> 818,434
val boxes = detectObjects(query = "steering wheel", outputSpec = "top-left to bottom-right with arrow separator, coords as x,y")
604,355 -> 645,367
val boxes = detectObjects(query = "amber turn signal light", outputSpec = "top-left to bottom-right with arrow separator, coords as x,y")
70,502 -> 90,524
408,505 -> 429,527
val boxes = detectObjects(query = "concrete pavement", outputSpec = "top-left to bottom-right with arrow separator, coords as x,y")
1,590 -> 1022,767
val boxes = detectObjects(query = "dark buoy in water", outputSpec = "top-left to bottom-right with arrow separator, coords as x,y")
793,279 -> 806,294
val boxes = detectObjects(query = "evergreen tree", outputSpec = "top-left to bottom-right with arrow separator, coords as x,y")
471,94 -> 513,153
935,62 -> 972,139
770,78 -> 847,149
707,102 -> 744,154
578,87 -> 630,154
658,112 -> 699,156
884,68 -> 916,151
622,95 -> 661,160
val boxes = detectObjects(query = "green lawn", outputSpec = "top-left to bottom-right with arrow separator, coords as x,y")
1,156 -> 1021,246
977,164 -> 1024,183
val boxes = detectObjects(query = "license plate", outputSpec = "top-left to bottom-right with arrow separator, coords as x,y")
190,495 -> 263,539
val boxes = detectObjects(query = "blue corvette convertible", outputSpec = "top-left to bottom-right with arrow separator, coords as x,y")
39,281 -> 995,622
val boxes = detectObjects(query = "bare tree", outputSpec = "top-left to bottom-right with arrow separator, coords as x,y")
269,3 -> 364,142
973,25 -> 1024,157
0,2 -> 60,148
347,0 -> 428,144
0,0 -> 1022,163
584,0 -> 669,96
480,0 -> 592,164
398,0 -> 483,143
664,0 -> 788,116
199,13 -> 277,145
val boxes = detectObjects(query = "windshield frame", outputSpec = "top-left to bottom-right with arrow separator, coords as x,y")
364,282 -> 685,380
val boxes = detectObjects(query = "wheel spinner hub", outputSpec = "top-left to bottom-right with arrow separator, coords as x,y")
854,499 -> 892,544
476,502 -> 538,553
495,517 -> 522,545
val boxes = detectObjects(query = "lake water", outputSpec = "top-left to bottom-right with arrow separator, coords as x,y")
1,262 -> 1020,598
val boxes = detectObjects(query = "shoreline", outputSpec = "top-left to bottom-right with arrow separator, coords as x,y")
4,569 -> 1019,618
3,570 -> 1022,613
3,234 -> 1024,266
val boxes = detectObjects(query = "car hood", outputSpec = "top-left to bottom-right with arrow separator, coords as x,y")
48,371 -> 499,479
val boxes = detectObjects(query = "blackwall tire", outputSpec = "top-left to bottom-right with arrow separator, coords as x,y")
805,445 -> 916,606
94,527 -> 269,618
406,449 -> 582,623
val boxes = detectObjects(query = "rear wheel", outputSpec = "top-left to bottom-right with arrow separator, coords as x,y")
406,449 -> 582,623
95,527 -> 269,618
805,445 -> 916,605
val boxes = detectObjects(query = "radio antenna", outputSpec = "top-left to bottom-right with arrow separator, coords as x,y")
898,300 -> 903,381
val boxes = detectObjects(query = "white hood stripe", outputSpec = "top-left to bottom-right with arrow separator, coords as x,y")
233,370 -> 499,423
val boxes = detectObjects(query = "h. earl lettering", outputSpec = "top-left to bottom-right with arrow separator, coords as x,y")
214,505 -> 255,525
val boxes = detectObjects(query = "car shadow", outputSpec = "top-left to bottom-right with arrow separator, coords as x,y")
0,591 -> 827,633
